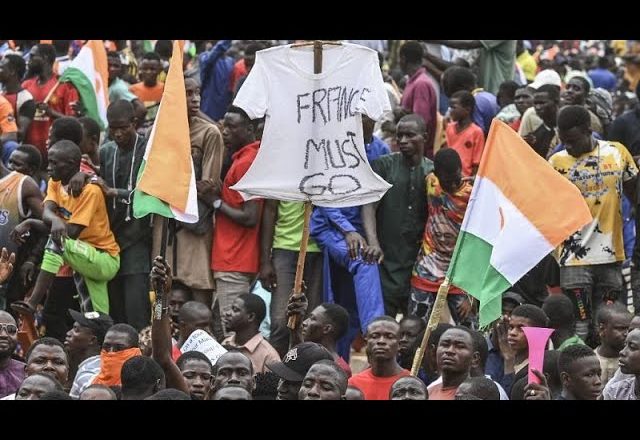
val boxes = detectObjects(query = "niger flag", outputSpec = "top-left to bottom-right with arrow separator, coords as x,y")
133,40 -> 198,223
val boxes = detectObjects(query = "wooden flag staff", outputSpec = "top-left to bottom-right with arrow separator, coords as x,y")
286,40 -> 340,331
410,277 -> 451,376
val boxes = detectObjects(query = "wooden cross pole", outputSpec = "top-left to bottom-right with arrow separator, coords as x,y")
286,41 -> 324,330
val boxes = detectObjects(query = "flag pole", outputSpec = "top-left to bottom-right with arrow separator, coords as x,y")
287,41 -> 323,331
153,217 -> 169,320
411,277 -> 450,376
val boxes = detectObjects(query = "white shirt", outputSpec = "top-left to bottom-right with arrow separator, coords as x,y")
232,43 -> 392,208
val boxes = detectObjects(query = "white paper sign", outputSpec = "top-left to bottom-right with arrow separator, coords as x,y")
231,43 -> 392,208
180,329 -> 227,365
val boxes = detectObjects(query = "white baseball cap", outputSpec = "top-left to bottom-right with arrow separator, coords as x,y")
530,69 -> 562,90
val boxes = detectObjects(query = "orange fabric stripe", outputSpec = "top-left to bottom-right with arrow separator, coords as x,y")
138,40 -> 191,211
477,119 -> 591,246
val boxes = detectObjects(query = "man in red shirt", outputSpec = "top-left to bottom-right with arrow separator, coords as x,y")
211,106 -> 262,340
348,316 -> 410,400
21,44 -> 80,163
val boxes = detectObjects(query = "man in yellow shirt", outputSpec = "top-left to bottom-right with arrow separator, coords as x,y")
12,140 -> 120,316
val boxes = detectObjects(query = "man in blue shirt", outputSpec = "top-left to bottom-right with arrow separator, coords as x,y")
199,40 -> 234,121
588,57 -> 617,92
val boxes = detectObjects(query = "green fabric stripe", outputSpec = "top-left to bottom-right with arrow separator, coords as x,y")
60,67 -> 103,130
448,231 -> 512,328
132,160 -> 174,219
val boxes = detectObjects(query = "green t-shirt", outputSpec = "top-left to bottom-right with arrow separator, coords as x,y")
273,201 -> 320,252
479,40 -> 517,95
557,334 -> 587,351
371,153 -> 434,299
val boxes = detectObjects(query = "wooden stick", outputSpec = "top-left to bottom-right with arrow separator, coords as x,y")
410,277 -> 451,376
286,41 -> 323,331
313,40 -> 323,73
287,201 -> 313,329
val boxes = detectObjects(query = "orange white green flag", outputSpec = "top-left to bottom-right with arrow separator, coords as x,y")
133,40 -> 198,223
59,40 -> 109,129
447,119 -> 592,327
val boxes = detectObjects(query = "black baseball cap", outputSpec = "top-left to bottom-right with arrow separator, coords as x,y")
266,342 -> 333,382
68,309 -> 114,345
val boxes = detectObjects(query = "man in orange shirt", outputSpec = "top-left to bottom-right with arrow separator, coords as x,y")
11,140 -> 120,317
129,52 -> 164,134
0,94 -> 18,146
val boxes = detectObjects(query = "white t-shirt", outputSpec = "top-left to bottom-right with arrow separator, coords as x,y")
232,43 -> 392,208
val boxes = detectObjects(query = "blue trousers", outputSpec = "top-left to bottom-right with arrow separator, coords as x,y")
313,228 -> 385,360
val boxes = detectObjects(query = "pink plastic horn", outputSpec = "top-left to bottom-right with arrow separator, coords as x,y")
522,326 -> 554,384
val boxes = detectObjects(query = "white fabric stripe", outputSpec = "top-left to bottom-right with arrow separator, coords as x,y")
170,159 -> 199,223
462,176 -> 554,283
67,46 -> 107,127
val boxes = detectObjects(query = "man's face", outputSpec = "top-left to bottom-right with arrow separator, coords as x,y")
46,147 -> 76,182
107,55 -> 122,82
563,355 -> 602,400
564,79 -> 587,106
389,377 -> 427,400
501,300 -> 519,318
365,321 -> 400,362
222,112 -> 252,151
514,88 -> 534,115
139,59 -> 160,86
436,329 -> 475,375
298,364 -> 344,400
26,345 -> 69,384
396,120 -> 425,159
276,379 -> 301,401
453,381 -> 477,399
619,329 -> 640,375
8,150 -> 35,176
398,319 -> 422,356
507,316 -> 533,355
558,126 -> 593,158
181,358 -> 213,400
28,47 -> 46,75
302,306 -> 329,343
168,288 -> 190,324
212,353 -> 254,392
107,114 -> 136,149
185,79 -> 201,118
64,322 -> 97,354
80,387 -> 116,400
213,387 -> 252,400
0,313 -> 18,358
533,91 -> 557,122
435,165 -> 462,195
102,330 -> 133,353
599,313 -> 631,352
223,298 -> 250,333
15,376 -> 57,400
448,97 -> 468,122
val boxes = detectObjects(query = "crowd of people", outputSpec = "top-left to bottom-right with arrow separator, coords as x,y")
0,39 -> 639,400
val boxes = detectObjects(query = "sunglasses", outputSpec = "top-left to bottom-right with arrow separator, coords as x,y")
0,323 -> 18,335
